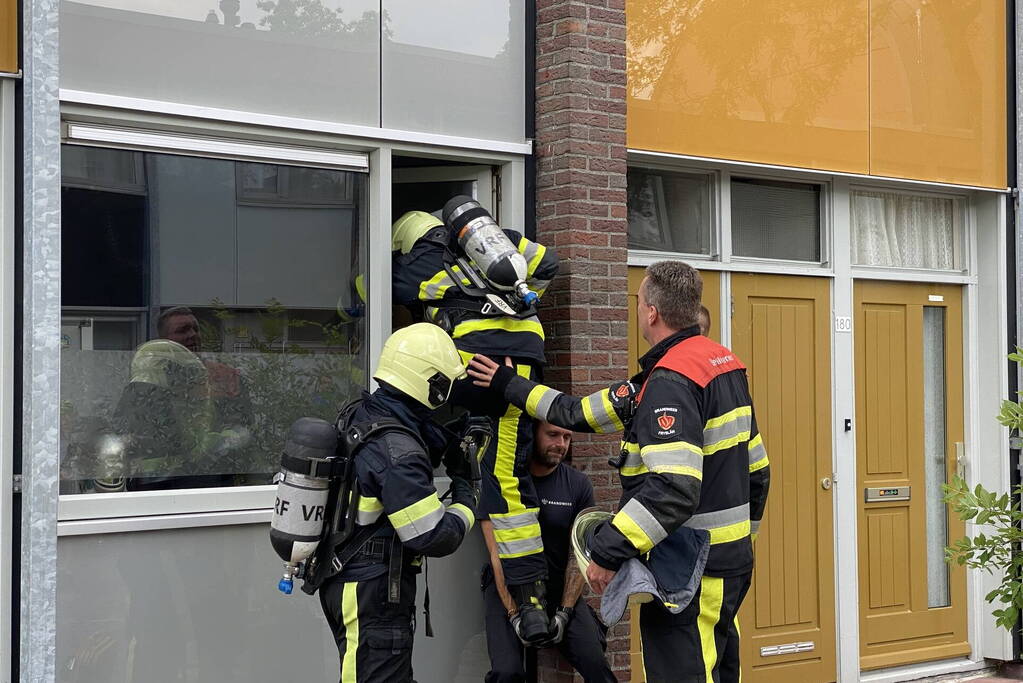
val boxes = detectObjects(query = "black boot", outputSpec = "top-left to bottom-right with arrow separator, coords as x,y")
509,580 -> 550,645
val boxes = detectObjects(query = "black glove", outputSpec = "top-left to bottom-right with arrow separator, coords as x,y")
490,363 -> 517,396
448,475 -> 479,511
547,606 -> 573,645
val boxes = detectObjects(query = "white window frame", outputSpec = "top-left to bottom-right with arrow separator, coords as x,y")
624,161 -> 719,261
56,103 -> 527,527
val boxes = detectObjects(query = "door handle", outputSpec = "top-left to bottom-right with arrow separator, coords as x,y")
955,442 -> 966,479
820,477 -> 832,490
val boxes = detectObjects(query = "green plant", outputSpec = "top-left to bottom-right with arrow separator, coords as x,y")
943,349 -> 1023,632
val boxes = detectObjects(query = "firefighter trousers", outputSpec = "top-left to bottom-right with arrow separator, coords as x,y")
319,569 -> 418,683
451,357 -> 546,586
638,572 -> 752,683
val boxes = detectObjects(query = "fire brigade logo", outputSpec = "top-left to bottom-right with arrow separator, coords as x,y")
653,406 -> 680,438
615,384 -> 631,398
657,414 -> 675,431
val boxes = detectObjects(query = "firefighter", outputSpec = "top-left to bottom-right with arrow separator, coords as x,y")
318,323 -> 479,683
468,261 -> 770,683
390,206 -> 560,642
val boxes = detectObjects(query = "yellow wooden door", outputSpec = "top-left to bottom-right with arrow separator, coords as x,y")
855,281 -> 968,670
627,267 -> 721,376
731,274 -> 837,682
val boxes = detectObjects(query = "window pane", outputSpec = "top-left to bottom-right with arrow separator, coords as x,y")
731,178 -> 821,261
851,190 -> 962,270
627,168 -> 712,254
923,306 -> 950,609
60,145 -> 368,493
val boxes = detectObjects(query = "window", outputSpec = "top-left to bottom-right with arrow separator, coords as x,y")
851,189 -> 964,270
60,145 -> 368,494
731,177 -> 822,262
627,167 -> 713,254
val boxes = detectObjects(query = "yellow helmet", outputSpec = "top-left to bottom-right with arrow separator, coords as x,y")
373,323 -> 466,409
392,211 -> 444,254
130,339 -> 207,390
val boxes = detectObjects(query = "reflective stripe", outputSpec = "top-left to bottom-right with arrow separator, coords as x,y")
356,496 -> 383,525
518,237 -> 547,276
751,519 -> 761,535
490,508 -> 540,531
619,442 -> 647,477
525,384 -> 561,422
748,433 -> 768,472
703,406 -> 752,454
388,494 -> 445,542
493,522 -> 542,544
494,365 -> 533,510
698,576 -> 724,680
612,498 -> 668,553
341,581 -> 359,682
496,536 -> 545,559
452,316 -> 545,340
640,441 -> 704,476
448,503 -> 475,532
580,390 -> 624,434
419,266 -> 470,300
685,504 -> 751,544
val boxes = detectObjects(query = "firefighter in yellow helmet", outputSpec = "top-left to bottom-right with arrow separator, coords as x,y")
391,205 -> 560,644
317,323 -> 479,683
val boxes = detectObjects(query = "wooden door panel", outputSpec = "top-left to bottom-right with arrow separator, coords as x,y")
732,274 -> 836,683
855,281 -> 969,670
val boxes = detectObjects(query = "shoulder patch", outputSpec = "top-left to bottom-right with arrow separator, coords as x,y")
651,405 -> 681,439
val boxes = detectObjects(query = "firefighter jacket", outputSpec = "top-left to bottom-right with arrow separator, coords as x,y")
392,226 -> 559,365
490,327 -> 771,578
339,388 -> 475,582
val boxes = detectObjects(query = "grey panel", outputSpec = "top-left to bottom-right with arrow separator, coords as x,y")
56,523 -> 489,682
59,0 -> 380,126
236,206 -> 353,308
381,0 -> 525,141
153,155 -> 237,306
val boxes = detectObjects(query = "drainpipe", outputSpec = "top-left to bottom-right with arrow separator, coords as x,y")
1011,0 -> 1021,663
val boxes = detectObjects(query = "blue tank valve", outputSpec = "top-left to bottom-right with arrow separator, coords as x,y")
278,577 -> 294,594
522,290 -> 538,306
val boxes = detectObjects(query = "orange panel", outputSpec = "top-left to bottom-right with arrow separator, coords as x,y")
0,0 -> 15,74
870,0 -> 1006,188
627,0 -> 869,173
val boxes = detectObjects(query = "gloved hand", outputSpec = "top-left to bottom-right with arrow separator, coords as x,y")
546,606 -> 573,645
448,475 -> 479,511
509,611 -> 538,647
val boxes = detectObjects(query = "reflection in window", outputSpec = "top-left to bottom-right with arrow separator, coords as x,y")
627,168 -> 712,254
851,190 -> 963,270
59,145 -> 368,494
731,177 -> 821,262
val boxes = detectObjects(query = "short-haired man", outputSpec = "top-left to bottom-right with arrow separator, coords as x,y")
469,261 -> 769,683
698,304 -> 711,336
480,421 -> 616,683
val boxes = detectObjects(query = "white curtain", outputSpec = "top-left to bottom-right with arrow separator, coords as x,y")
851,190 -> 960,269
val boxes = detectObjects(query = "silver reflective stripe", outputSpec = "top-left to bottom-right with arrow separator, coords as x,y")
497,536 -> 544,557
620,498 -> 668,546
531,278 -> 552,293
391,504 -> 446,542
620,449 -> 644,472
357,508 -> 383,525
751,519 -> 762,535
490,509 -> 539,530
641,445 -> 703,472
703,411 -> 752,451
448,504 -> 474,532
584,392 -> 619,433
684,503 -> 751,531
520,240 -> 541,262
534,388 -> 562,422
421,273 -> 456,300
749,439 -> 768,468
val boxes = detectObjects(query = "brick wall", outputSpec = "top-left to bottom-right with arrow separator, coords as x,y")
533,0 -> 630,680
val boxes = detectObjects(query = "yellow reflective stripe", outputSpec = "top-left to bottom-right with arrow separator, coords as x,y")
748,433 -> 769,472
651,465 -> 702,479
452,317 -> 545,339
641,440 -> 703,458
495,365 -> 532,510
601,390 -> 625,433
620,441 -> 647,476
708,519 -> 751,545
493,522 -> 542,543
418,269 -> 451,300
704,405 -> 751,430
525,384 -> 551,417
749,455 -> 769,473
527,243 -> 547,275
621,464 -> 649,477
341,581 -> 359,682
612,499 -> 667,554
698,576 -> 724,680
388,494 -> 444,539
357,496 -> 382,512
581,394 -> 601,432
703,431 -> 751,456
448,503 -> 475,532
497,543 -> 545,559
612,512 -> 656,554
